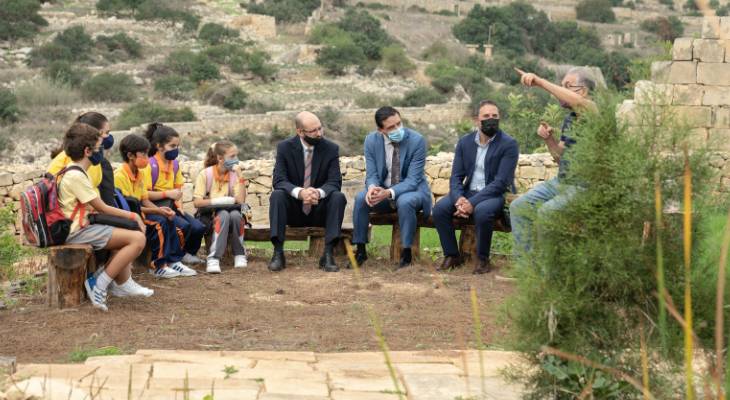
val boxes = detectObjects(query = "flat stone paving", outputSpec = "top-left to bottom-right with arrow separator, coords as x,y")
3,350 -> 524,399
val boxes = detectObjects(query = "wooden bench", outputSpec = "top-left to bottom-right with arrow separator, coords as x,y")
202,223 -> 357,266
369,194 -> 516,262
47,244 -> 97,309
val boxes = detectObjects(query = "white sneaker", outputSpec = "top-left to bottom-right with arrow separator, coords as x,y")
182,253 -> 204,265
206,258 -> 221,274
110,279 -> 154,298
84,277 -> 108,312
170,261 -> 198,277
151,266 -> 181,279
234,255 -> 248,269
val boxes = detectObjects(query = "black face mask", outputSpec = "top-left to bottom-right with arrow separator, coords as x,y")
480,118 -> 499,137
303,135 -> 322,146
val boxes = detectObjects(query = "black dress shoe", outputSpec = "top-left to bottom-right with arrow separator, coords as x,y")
319,251 -> 340,272
268,251 -> 286,272
346,250 -> 368,269
473,258 -> 492,275
437,255 -> 464,271
398,248 -> 412,269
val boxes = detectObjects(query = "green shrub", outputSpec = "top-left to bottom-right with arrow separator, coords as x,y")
132,1 -> 200,31
95,32 -> 143,60
96,0 -> 145,16
337,8 -> 393,60
245,99 -> 285,114
43,61 -> 87,88
0,0 -> 48,41
354,93 -> 386,109
575,0 -> 616,22
396,87 -> 447,107
640,16 -> 684,41
0,205 -> 28,281
380,45 -> 415,76
0,89 -> 20,125
164,50 -> 220,83
190,56 -> 220,83
154,74 -> 195,100
659,0 -> 674,9
308,24 -> 348,45
316,35 -> 367,76
198,22 -> 239,45
81,72 -> 137,102
222,86 -> 248,110
116,100 -> 196,130
28,26 -> 94,67
229,49 -> 277,81
420,40 -> 469,63
355,2 -> 393,10
246,0 -> 321,23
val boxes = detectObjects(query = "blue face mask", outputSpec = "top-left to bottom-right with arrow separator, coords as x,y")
164,148 -> 179,161
101,134 -> 114,150
223,158 -> 240,171
388,127 -> 405,143
89,150 -> 104,166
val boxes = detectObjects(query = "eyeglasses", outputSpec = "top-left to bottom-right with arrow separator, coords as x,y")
302,126 -> 324,134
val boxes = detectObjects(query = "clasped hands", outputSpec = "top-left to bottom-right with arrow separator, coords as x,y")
298,187 -> 321,205
365,186 -> 391,207
454,196 -> 473,219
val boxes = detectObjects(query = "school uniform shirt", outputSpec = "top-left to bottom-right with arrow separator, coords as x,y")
114,164 -> 149,202
142,153 -> 184,192
58,163 -> 98,234
48,151 -> 103,191
193,166 -> 243,200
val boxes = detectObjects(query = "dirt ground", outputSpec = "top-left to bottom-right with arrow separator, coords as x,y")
0,252 -> 515,364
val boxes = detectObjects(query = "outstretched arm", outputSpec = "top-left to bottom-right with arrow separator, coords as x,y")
515,68 -> 597,113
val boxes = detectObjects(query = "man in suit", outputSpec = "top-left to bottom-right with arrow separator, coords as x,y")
351,106 -> 432,269
433,100 -> 519,274
269,111 -> 347,273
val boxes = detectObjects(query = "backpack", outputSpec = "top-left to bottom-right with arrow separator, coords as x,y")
149,156 -> 179,190
19,166 -> 86,248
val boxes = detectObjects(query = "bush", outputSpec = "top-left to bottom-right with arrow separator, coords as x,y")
95,32 -> 143,60
316,35 -> 367,76
81,72 -> 137,102
507,93 -> 719,398
115,100 -> 196,130
420,40 -> 469,63
337,8 -> 393,60
164,50 -> 220,83
131,1 -> 200,31
0,0 -> 48,41
28,26 -> 94,67
0,206 -> 28,281
640,16 -> 684,41
246,0 -> 321,23
96,0 -> 145,16
222,87 -> 248,110
380,45 -> 415,76
395,87 -> 447,107
354,93 -> 386,109
43,61 -> 87,88
0,89 -> 20,125
229,49 -> 277,81
576,0 -> 616,22
198,22 -> 239,45
154,74 -> 195,100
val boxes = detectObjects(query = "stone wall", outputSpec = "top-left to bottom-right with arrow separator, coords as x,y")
618,17 -> 730,191
0,153 -> 558,233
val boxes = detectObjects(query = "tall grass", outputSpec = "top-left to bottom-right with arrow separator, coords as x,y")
13,78 -> 82,108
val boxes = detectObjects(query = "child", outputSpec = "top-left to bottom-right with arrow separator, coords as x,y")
58,123 -> 152,312
142,123 -> 206,267
193,141 -> 248,273
49,112 -> 116,207
114,134 -> 196,279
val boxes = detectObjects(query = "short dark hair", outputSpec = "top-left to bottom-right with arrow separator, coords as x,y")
119,134 -> 151,162
472,100 -> 499,118
64,123 -> 101,161
374,106 -> 400,129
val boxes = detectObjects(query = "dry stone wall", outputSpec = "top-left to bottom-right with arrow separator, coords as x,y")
0,153 -> 558,232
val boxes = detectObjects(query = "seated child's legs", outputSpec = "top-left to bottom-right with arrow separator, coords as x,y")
104,228 -> 146,278
227,210 -> 246,256
208,210 -> 232,260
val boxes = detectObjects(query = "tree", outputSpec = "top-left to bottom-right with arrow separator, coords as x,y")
0,0 -> 48,41
640,16 -> 684,41
336,8 -> 393,60
54,26 -> 95,59
316,36 -> 366,76
575,0 -> 617,23
198,22 -> 239,45
245,0 -> 320,23
0,89 -> 20,124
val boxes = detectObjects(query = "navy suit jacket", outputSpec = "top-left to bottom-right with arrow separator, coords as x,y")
272,136 -> 342,196
449,130 -> 519,205
363,128 -> 432,214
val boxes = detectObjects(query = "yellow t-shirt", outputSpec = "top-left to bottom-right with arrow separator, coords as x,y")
48,151 -> 103,191
114,164 -> 149,201
58,164 -> 98,234
193,167 -> 243,200
143,153 -> 184,192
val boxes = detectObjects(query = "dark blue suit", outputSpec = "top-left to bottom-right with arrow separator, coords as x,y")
433,130 -> 519,260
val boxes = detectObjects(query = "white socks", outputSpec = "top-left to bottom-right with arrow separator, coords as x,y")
96,271 -> 113,291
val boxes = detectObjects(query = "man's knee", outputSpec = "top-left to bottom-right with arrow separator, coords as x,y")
432,197 -> 452,219
270,189 -> 287,204
396,194 -> 419,211
329,191 -> 347,206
